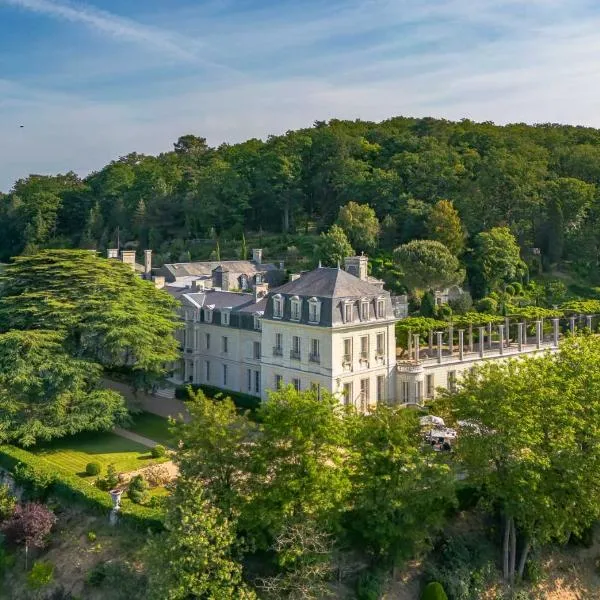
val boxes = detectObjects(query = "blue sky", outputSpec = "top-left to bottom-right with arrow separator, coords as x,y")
1,0 -> 599,190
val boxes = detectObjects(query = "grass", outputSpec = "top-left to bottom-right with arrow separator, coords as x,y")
126,412 -> 175,447
29,430 -> 164,477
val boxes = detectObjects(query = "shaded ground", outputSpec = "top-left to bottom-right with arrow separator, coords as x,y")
123,412 -> 176,447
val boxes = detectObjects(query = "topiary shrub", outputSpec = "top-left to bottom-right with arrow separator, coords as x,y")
504,284 -> 515,296
127,475 -> 149,505
85,462 -> 101,477
476,297 -> 498,314
151,445 -> 166,459
511,281 -> 523,295
421,581 -> 448,600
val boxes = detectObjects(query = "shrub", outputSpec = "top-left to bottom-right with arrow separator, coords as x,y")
13,463 -> 55,501
356,568 -> 388,600
421,582 -> 448,600
127,475 -> 149,505
85,560 -> 149,599
85,462 -> 101,477
0,484 -> 16,521
504,284 -> 515,296
511,282 -> 523,295
437,304 -> 453,319
476,297 -> 498,314
87,530 -> 97,543
151,445 -> 166,459
175,384 -> 260,411
449,292 -> 473,315
97,464 -> 119,492
27,560 -> 54,589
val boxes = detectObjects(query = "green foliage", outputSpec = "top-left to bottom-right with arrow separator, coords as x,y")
85,560 -> 149,600
127,475 -> 150,505
27,560 -> 54,590
151,444 -> 166,459
175,383 -> 261,411
448,291 -> 473,315
316,224 -> 354,267
426,200 -> 465,255
98,463 -> 119,491
356,568 -> 388,600
0,484 -> 16,521
337,201 -> 380,252
421,582 -> 448,600
394,239 -> 465,292
475,297 -> 498,313
85,462 -> 101,477
420,291 -> 437,317
87,530 -> 97,542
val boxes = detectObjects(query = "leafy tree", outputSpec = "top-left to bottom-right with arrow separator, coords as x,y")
394,240 -> 465,293
0,250 -> 179,389
435,336 -> 600,582
0,485 -> 16,521
420,291 -> 437,318
337,201 -> 380,252
146,478 -> 256,600
472,227 -> 525,293
426,200 -> 466,255
316,225 -> 354,267
0,330 -> 127,446
347,406 -> 455,564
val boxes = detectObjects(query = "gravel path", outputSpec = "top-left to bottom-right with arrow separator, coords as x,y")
113,427 -> 157,448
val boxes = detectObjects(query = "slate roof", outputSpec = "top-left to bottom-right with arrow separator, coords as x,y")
163,260 -> 278,279
272,267 -> 384,299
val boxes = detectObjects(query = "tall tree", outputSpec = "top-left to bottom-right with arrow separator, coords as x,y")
315,225 -> 354,267
426,200 -> 466,255
337,201 -> 380,252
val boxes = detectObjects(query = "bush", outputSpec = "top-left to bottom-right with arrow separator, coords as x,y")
144,464 -> 172,487
13,463 -> 55,501
449,292 -> 473,315
85,462 -> 101,477
175,384 -> 260,411
421,582 -> 448,600
27,560 -> 54,589
511,282 -> 523,295
0,484 -> 16,521
86,560 -> 148,599
97,464 -> 119,491
127,475 -> 149,505
87,530 -> 97,543
151,445 -> 166,459
356,568 -> 388,600
476,297 -> 498,314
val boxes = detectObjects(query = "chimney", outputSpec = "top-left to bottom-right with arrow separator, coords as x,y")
107,249 -> 119,259
152,275 -> 166,289
120,250 -> 136,271
254,282 -> 269,303
290,273 -> 302,281
191,279 -> 204,292
144,249 -> 152,275
344,255 -> 368,281
252,248 -> 262,265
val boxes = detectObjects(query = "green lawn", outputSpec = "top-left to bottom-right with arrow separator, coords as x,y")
30,430 -> 162,476
126,412 -> 175,447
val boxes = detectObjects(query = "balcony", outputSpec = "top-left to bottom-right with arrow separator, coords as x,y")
290,350 -> 301,360
342,354 -> 352,365
359,351 -> 368,361
273,346 -> 283,357
309,353 -> 320,364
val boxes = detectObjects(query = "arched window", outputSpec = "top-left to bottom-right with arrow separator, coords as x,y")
290,296 -> 302,321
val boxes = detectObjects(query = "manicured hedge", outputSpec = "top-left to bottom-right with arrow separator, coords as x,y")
175,384 -> 261,411
0,445 -> 164,532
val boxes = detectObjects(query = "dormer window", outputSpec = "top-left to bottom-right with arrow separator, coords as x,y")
290,296 -> 302,321
254,312 -> 263,331
360,299 -> 370,321
221,309 -> 231,326
308,297 -> 321,324
273,294 -> 283,319
204,307 -> 214,323
344,302 -> 353,323
376,298 -> 385,318
256,273 -> 263,284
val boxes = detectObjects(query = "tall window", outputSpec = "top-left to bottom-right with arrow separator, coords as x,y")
376,332 -> 385,356
361,300 -> 369,321
204,308 -> 213,323
343,338 -> 352,364
344,302 -> 353,323
376,299 -> 385,318
254,315 -> 261,330
447,371 -> 456,392
205,333 -> 211,350
223,364 -> 228,386
360,378 -> 370,408
401,381 -> 409,402
290,297 -> 301,321
308,298 -> 321,323
254,371 -> 260,394
426,374 -> 435,398
291,336 -> 301,360
292,378 -> 301,392
222,336 -> 228,354
221,311 -> 230,326
275,374 -> 283,389
205,361 -> 210,382
274,333 -> 283,356
360,336 -> 369,360
343,382 -> 353,405
253,341 -> 261,360
273,295 -> 283,318
247,369 -> 252,392
310,339 -> 320,362
377,375 -> 385,402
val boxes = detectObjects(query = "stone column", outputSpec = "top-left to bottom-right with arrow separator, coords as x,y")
413,334 -> 420,361
468,324 -> 474,353
552,318 -> 559,346
487,322 -> 493,350
523,320 -> 527,345
504,317 -> 510,346
407,330 -> 412,360
498,324 -> 504,355
478,327 -> 485,358
428,330 -> 434,355
448,324 -> 454,355
541,318 -> 545,342
535,320 -> 542,349
587,315 -> 593,331
436,332 -> 443,364
517,323 -> 523,352
458,329 -> 464,361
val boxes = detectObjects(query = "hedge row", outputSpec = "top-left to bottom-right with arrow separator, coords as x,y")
0,445 -> 164,532
175,383 -> 261,411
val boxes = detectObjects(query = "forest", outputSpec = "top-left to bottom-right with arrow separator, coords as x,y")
2,116 -> 600,296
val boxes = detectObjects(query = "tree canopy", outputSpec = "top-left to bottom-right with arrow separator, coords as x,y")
337,201 -> 380,252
